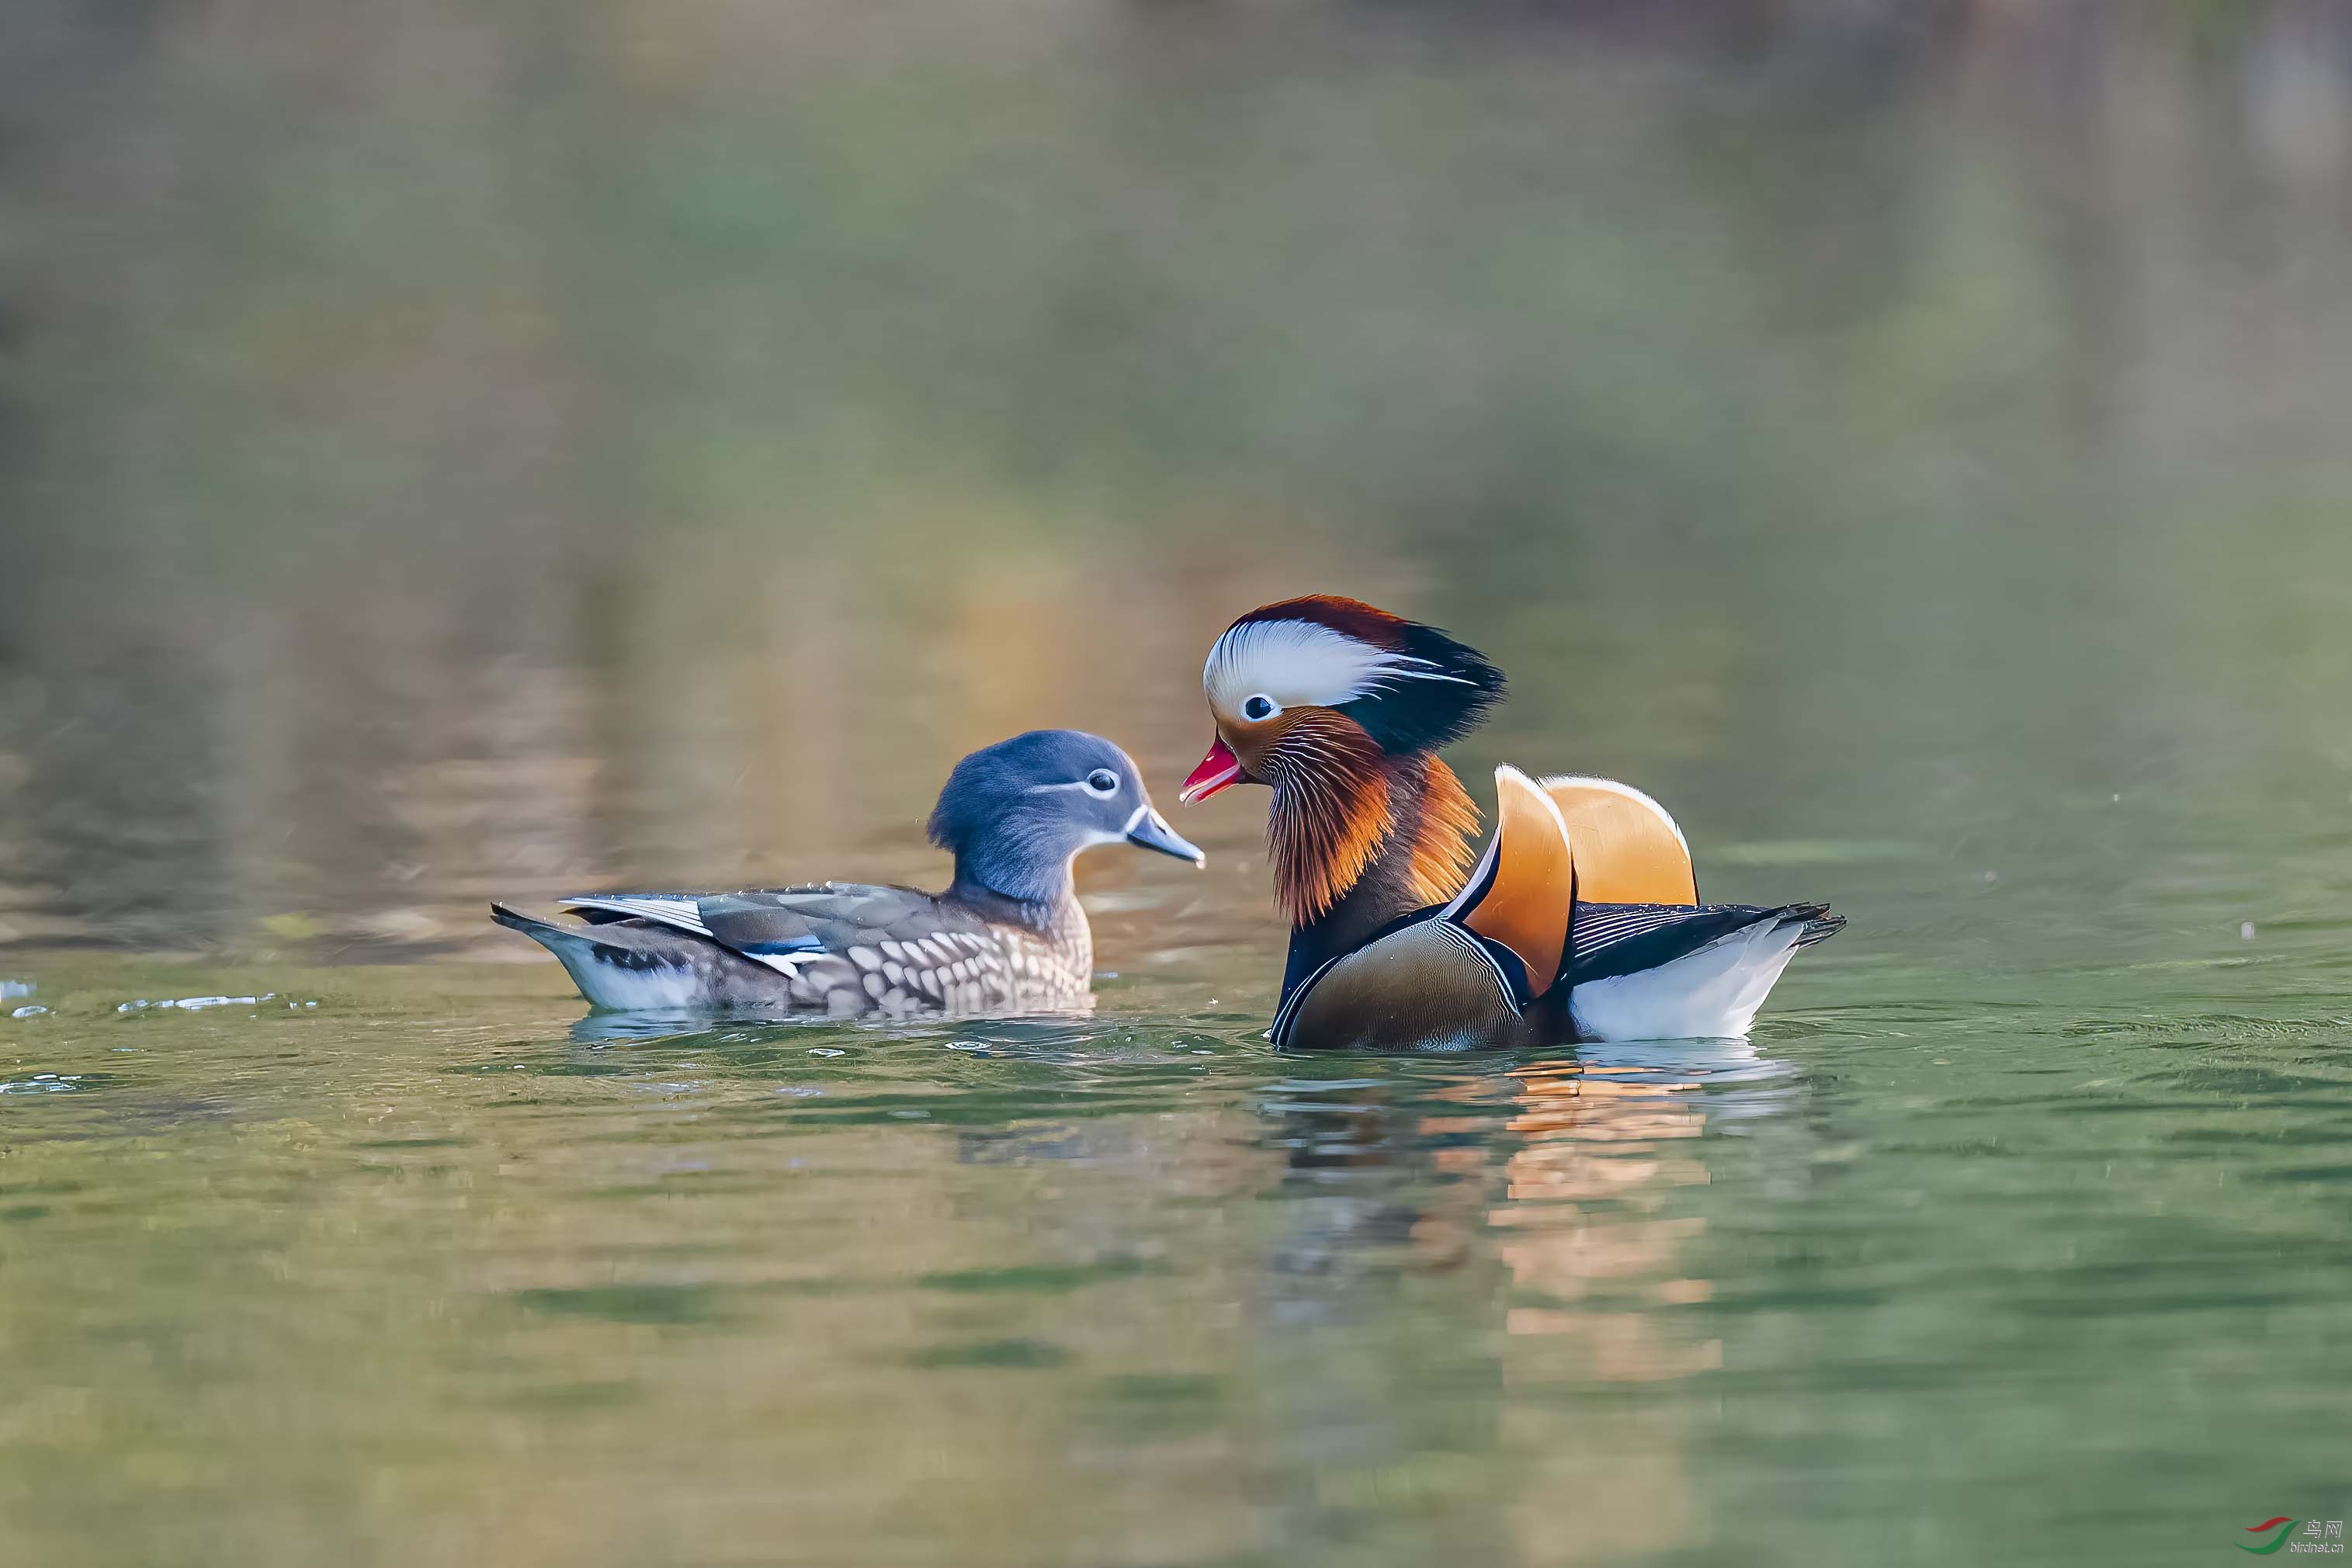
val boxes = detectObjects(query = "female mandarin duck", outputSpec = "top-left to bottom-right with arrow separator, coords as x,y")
1178,597 -> 1840,1050
492,730 -> 1202,1015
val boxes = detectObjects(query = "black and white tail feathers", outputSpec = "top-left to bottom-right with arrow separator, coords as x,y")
1562,900 -> 1842,1042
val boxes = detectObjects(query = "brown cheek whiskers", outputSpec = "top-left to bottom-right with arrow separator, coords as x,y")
1264,713 -> 1395,924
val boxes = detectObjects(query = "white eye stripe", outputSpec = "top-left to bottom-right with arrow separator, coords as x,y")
1205,619 -> 1473,714
1026,769 -> 1124,796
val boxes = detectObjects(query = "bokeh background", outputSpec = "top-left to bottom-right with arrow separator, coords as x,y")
4,0 -> 2349,960
4,5 -> 2352,1567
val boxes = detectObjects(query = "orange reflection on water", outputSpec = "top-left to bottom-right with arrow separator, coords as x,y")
1486,1058 -> 1728,1565
1490,1060 -> 1722,1374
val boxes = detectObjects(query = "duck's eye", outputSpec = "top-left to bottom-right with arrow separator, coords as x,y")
1084,768 -> 1120,796
1242,695 -> 1278,722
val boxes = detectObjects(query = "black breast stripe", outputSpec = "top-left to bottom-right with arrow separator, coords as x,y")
1269,953 -> 1344,1048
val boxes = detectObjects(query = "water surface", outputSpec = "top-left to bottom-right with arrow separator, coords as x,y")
5,3 -> 2352,1563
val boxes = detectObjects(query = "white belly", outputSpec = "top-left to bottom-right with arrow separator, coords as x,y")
560,952 -> 709,1011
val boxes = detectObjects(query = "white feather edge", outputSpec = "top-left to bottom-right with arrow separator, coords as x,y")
1533,773 -> 1692,859
556,896 -> 809,977
558,895 -> 711,935
1441,765 -> 1572,927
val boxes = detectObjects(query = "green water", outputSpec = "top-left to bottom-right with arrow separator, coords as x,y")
7,2 -> 2352,1563
9,834 -> 2352,1566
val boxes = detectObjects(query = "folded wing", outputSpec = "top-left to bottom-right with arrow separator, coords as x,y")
558,883 -> 1016,1008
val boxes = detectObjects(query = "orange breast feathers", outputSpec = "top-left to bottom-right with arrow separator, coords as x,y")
1264,710 -> 1396,923
1400,756 -> 1482,908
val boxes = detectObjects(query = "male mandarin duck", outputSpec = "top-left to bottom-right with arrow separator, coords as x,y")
492,730 -> 1202,1015
1178,597 -> 1841,1050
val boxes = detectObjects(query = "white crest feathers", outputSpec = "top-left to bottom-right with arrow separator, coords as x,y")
1204,619 -> 1471,714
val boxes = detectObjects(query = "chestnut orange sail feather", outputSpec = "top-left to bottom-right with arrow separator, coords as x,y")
1541,775 -> 1698,907
1448,766 -> 1575,998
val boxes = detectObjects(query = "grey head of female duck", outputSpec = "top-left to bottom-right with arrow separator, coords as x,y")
492,728 -> 1202,1016
929,727 -> 1205,908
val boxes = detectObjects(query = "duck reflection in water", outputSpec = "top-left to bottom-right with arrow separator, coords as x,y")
1256,1041 -> 1786,1341
1250,1039 -> 1794,1561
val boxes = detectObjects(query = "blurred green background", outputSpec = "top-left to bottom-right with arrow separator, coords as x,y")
4,0 -> 2348,957
2,5 -> 2351,1566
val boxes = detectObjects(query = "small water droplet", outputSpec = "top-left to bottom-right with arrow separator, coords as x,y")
889,1109 -> 929,1119
1981,871 -> 1997,883
808,1047 -> 845,1058
10,1005 -> 47,1018
2241,921 -> 2257,940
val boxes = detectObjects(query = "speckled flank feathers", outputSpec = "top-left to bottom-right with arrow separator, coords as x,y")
496,886 -> 1096,1017
493,730 -> 1200,1017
